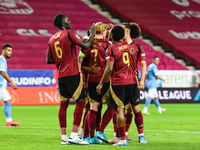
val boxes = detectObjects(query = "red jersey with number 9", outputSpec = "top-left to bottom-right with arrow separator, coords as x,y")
106,41 -> 134,86
47,30 -> 82,78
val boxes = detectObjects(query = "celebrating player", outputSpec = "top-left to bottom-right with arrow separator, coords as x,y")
46,14 -> 96,145
96,25 -> 133,146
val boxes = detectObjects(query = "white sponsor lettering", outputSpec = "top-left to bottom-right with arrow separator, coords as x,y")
11,77 -> 52,86
169,30 -> 200,39
172,0 -> 200,6
39,91 -> 59,103
17,29 -> 52,37
0,0 -> 33,14
170,10 -> 200,20
141,54 -> 145,56
140,90 -> 192,100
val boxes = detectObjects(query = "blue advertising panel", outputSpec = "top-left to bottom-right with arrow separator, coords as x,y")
7,70 -> 57,87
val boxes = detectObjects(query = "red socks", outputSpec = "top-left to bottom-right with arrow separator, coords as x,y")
125,113 -> 133,132
134,111 -> 144,134
118,126 -> 126,140
73,101 -> 85,126
100,107 -> 114,133
88,109 -> 97,137
58,102 -> 69,128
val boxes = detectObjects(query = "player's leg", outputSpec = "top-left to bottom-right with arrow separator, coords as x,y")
58,77 -> 71,145
58,100 -> 69,144
153,96 -> 166,114
87,82 -> 103,144
109,84 -> 128,146
78,89 -> 89,139
125,104 -> 133,141
61,73 -> 88,145
132,104 -> 147,143
1,89 -> 21,127
95,82 -> 113,143
143,89 -> 153,114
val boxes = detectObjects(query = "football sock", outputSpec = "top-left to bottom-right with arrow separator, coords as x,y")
125,112 -> 133,133
88,109 -> 97,137
145,97 -> 152,108
113,113 -> 117,135
118,126 -> 126,140
61,135 -> 68,141
59,102 -> 69,128
153,98 -> 160,108
61,127 -> 66,135
81,111 -> 88,129
83,113 -> 89,138
96,102 -> 102,131
70,132 -> 77,138
134,111 -> 144,134
100,107 -> 114,133
3,102 -> 12,122
73,101 -> 85,127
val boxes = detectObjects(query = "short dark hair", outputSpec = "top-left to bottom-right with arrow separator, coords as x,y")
153,56 -> 159,60
2,44 -> 12,50
53,14 -> 66,29
111,25 -> 125,42
122,22 -> 141,39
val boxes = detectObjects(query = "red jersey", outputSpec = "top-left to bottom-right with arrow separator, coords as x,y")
106,41 -> 134,86
129,41 -> 146,84
47,30 -> 82,78
85,39 -> 111,83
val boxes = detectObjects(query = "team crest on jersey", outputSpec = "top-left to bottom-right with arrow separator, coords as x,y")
130,48 -> 134,53
1,62 -> 5,67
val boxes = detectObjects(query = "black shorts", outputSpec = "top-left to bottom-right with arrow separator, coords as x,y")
58,72 -> 86,101
130,84 -> 140,106
88,81 -> 110,103
108,84 -> 134,109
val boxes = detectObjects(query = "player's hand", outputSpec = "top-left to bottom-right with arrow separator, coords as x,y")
90,23 -> 96,35
163,79 -> 165,82
91,64 -> 101,73
92,37 -> 98,45
96,84 -> 102,95
138,81 -> 144,90
11,82 -> 18,90
110,23 -> 114,29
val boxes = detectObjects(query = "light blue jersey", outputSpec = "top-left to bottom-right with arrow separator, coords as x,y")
0,55 -> 7,88
146,63 -> 158,89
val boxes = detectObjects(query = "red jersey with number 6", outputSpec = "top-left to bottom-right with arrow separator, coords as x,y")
106,41 -> 134,86
47,30 -> 82,78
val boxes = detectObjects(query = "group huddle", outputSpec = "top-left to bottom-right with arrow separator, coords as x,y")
47,14 -> 147,146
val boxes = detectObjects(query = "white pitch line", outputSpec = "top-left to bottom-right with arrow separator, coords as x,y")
0,126 -> 200,134
145,130 -> 200,134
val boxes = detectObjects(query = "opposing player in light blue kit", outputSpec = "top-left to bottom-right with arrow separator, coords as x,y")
142,56 -> 166,115
0,44 -> 21,127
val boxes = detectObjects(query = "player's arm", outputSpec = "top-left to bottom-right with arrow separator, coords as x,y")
155,74 -> 165,82
96,61 -> 114,94
77,24 -> 96,49
0,71 -> 17,90
46,52 -> 55,64
139,60 -> 146,90
82,65 -> 101,73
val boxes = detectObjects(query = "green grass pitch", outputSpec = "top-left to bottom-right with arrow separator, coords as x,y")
0,103 -> 200,150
